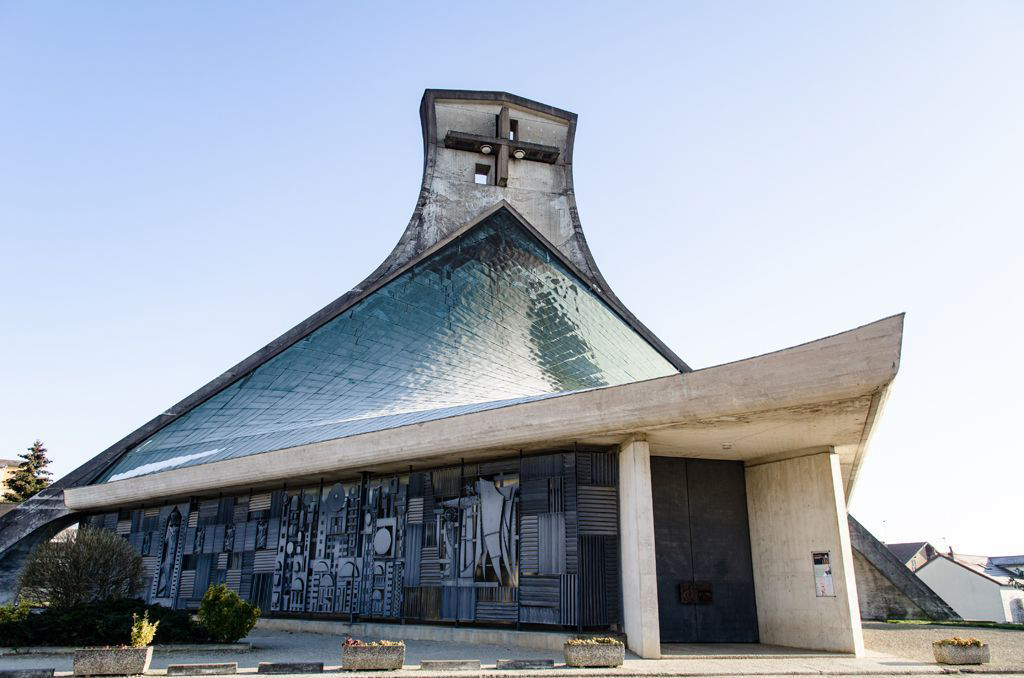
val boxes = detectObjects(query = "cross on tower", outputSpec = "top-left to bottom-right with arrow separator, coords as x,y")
444,106 -> 560,187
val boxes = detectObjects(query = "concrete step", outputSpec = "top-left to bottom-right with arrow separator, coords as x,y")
419,659 -> 482,671
166,663 -> 238,676
256,663 -> 323,674
494,659 -> 556,670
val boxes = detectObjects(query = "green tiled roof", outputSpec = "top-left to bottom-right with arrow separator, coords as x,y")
99,209 -> 679,482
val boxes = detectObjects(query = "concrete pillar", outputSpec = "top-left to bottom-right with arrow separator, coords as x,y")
745,451 -> 864,655
618,435 -> 661,658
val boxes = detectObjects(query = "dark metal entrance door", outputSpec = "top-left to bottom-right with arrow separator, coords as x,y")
651,457 -> 758,643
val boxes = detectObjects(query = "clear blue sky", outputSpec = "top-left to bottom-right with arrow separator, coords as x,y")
2,2 -> 1021,554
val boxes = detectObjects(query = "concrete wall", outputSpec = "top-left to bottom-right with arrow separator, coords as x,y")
745,452 -> 864,655
847,515 -> 958,621
1005,592 -> 1024,623
916,557 -> 1009,622
1001,588 -> 1024,623
618,436 -> 661,659
0,512 -> 79,603
852,549 -> 928,620
429,101 -> 576,264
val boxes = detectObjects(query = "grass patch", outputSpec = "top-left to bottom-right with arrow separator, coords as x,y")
885,619 -> 1024,631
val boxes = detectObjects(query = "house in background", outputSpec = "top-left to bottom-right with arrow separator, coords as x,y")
0,459 -> 22,518
916,553 -> 1024,623
887,541 -> 939,572
0,459 -> 20,493
990,556 -> 1024,579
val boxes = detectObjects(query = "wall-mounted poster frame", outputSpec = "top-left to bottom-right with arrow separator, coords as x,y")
812,551 -> 835,597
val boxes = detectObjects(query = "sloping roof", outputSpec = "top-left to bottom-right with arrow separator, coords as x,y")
97,207 -> 679,483
849,517 -> 959,621
989,555 -> 1024,567
948,553 -> 1024,586
886,542 -> 930,565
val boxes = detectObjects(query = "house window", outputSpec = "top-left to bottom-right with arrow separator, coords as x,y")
509,119 -> 519,141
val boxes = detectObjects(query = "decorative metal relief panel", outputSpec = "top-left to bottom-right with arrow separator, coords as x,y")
99,451 -> 620,628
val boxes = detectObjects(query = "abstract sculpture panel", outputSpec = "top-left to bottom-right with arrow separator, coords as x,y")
90,451 -> 619,629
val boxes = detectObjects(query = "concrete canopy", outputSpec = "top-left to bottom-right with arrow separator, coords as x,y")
65,313 -> 902,510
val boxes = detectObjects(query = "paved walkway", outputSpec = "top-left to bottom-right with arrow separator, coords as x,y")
864,622 -> 1024,669
1,627 -> 1022,677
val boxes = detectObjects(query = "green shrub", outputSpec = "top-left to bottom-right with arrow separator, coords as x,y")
197,584 -> 260,643
19,527 -> 143,608
0,601 -> 31,624
129,611 -> 159,648
0,598 -> 211,647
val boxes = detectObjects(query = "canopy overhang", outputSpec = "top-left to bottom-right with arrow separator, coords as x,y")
64,313 -> 902,511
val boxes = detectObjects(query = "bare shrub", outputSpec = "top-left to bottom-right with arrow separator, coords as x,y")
130,611 -> 159,647
19,526 -> 144,607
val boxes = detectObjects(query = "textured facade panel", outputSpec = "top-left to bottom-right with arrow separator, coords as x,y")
577,486 -> 618,535
99,212 -> 676,483
580,535 -> 619,626
97,451 -> 618,630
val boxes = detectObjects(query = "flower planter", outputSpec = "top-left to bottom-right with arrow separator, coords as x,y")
932,642 -> 990,665
73,647 -> 153,676
564,642 -> 625,668
341,644 -> 405,671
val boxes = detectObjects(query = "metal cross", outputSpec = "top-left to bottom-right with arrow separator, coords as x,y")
444,106 -> 560,187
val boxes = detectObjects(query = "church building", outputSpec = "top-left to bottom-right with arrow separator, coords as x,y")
0,90 -> 903,658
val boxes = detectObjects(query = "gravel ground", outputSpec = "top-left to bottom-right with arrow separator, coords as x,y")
863,621 -> 1024,668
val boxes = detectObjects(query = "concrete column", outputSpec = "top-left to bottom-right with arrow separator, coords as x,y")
745,451 -> 864,655
618,435 -> 661,658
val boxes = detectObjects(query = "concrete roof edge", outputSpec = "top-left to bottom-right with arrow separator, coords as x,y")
64,314 -> 902,510
844,314 -> 904,497
422,89 -> 578,122
691,312 -> 906,374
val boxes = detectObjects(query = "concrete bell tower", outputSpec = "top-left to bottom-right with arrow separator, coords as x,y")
368,89 -> 688,373
370,91 -> 597,293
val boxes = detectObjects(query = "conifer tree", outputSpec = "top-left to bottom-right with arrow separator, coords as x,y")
4,440 -> 52,502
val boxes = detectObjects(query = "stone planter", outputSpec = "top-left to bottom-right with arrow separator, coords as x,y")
73,646 -> 153,676
341,644 -> 405,671
932,642 -> 990,665
564,642 -> 625,668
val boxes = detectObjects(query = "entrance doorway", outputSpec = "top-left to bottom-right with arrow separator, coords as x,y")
651,457 -> 758,643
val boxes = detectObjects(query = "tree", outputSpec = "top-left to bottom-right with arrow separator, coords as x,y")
19,527 -> 144,607
4,440 -> 52,502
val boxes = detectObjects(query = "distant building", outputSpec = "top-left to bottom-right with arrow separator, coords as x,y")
0,459 -> 22,517
916,553 -> 1024,623
0,458 -> 21,495
887,542 -> 939,572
